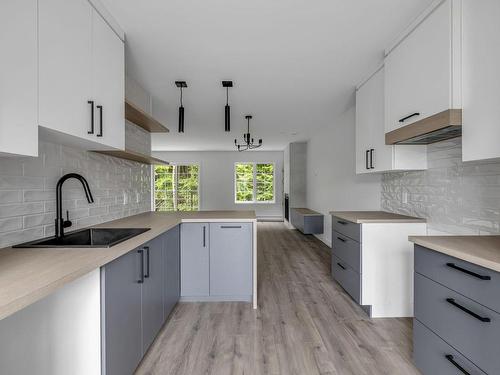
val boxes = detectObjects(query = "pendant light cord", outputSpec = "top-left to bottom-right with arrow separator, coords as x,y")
180,87 -> 183,106
226,87 -> 229,105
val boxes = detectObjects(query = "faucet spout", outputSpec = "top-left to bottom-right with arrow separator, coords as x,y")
55,173 -> 94,238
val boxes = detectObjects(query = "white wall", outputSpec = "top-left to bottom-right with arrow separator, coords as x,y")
306,106 -> 381,246
153,151 -> 284,219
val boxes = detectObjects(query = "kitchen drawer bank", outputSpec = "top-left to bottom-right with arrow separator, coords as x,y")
411,238 -> 500,375
330,211 -> 426,318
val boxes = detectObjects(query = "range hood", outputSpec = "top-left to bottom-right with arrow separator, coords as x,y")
385,109 -> 462,145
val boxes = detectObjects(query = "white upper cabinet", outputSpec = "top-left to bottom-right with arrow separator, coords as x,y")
38,0 -> 124,150
462,0 -> 500,162
356,67 -> 427,174
0,0 -> 38,157
384,0 -> 461,133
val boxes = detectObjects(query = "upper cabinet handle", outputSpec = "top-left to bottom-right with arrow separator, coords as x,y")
96,105 -> 103,137
87,100 -> 94,134
369,149 -> 374,169
446,263 -> 491,280
399,112 -> 420,123
365,150 -> 370,170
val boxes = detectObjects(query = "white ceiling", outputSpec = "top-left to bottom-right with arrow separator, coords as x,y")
102,0 -> 434,151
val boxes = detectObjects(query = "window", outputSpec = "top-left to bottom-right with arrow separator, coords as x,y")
154,164 -> 200,211
235,163 -> 274,203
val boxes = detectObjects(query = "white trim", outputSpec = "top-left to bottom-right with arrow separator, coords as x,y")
234,162 -> 276,204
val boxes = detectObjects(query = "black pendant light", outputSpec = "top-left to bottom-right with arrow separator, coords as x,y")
222,81 -> 233,132
175,81 -> 187,133
234,115 -> 262,151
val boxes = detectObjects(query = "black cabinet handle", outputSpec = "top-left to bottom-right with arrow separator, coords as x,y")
203,226 -> 206,247
87,100 -> 94,134
337,236 -> 346,242
337,220 -> 347,225
137,249 -> 144,283
446,298 -> 490,322
144,246 -> 150,278
446,263 -> 491,280
399,112 -> 420,123
365,150 -> 369,170
369,149 -> 374,169
221,225 -> 242,229
96,105 -> 103,137
445,355 -> 470,375
337,262 -> 346,270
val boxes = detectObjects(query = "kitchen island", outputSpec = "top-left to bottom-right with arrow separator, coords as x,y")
0,210 -> 257,375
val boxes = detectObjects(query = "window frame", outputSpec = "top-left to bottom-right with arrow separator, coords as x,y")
234,162 -> 275,204
153,162 -> 201,212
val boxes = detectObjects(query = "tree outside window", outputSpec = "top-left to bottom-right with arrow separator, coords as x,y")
235,163 -> 274,203
154,164 -> 199,211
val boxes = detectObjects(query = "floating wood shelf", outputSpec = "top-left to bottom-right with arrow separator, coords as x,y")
92,149 -> 169,165
125,100 -> 169,133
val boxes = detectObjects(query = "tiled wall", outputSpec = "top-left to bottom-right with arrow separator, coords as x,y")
382,138 -> 500,235
0,141 -> 151,247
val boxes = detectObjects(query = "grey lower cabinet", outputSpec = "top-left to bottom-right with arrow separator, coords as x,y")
413,245 -> 498,375
180,223 -> 209,297
164,224 -> 180,319
210,223 -> 252,298
181,222 -> 253,301
102,226 -> 181,375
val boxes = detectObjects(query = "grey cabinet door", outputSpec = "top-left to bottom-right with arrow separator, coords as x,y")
209,223 -> 252,297
164,225 -> 180,319
181,223 -> 209,297
102,249 -> 143,375
141,235 -> 165,353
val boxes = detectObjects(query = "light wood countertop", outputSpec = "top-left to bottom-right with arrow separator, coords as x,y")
409,235 -> 500,273
290,208 -> 323,216
330,211 -> 426,224
0,211 -> 256,321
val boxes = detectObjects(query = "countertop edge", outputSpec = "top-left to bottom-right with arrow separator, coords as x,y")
330,211 -> 426,224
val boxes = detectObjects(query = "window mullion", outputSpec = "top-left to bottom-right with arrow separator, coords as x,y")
253,162 -> 257,203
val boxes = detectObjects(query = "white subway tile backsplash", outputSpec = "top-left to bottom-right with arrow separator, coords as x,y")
0,141 -> 151,247
382,138 -> 500,235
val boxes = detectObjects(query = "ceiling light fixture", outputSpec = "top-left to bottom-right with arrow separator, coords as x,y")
175,81 -> 187,133
234,115 -> 262,151
222,81 -> 233,132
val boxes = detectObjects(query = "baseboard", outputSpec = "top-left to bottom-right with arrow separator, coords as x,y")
180,295 -> 252,303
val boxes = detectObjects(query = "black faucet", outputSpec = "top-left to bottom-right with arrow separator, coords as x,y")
55,173 -> 94,238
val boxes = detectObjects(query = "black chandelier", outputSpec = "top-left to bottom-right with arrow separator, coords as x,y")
175,81 -> 187,133
222,81 -> 232,132
234,115 -> 262,151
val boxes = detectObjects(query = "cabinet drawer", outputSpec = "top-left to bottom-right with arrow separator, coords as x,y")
413,319 -> 487,375
331,254 -> 360,304
415,245 -> 500,313
415,273 -> 500,375
332,231 -> 361,273
332,216 -> 360,242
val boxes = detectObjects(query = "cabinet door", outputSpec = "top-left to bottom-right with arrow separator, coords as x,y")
141,236 -> 165,353
0,0 -> 38,157
91,10 -> 125,150
355,77 -> 373,174
209,223 -> 252,297
462,0 -> 500,162
181,223 -> 209,297
385,0 -> 454,133
102,249 -> 143,375
38,0 -> 93,140
164,225 -> 180,320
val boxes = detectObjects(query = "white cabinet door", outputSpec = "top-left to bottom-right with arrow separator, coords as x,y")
355,75 -> 374,174
38,0 -> 93,140
91,10 -> 125,150
462,0 -> 500,162
385,0 -> 458,133
0,0 -> 38,157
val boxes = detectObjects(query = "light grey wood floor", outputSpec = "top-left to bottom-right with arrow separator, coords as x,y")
136,222 -> 421,375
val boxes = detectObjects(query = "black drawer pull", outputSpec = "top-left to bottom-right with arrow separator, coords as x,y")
337,262 -> 346,270
337,236 -> 346,242
445,355 -> 470,375
446,262 -> 491,280
337,220 -> 348,225
399,112 -> 420,123
446,298 -> 490,322
220,225 -> 242,229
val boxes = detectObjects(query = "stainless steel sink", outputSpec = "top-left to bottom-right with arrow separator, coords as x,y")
13,228 -> 151,248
